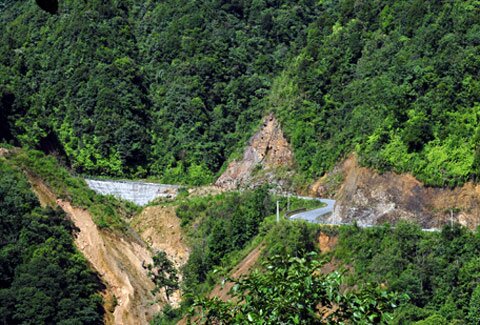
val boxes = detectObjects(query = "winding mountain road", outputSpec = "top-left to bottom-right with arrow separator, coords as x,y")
289,197 -> 336,223
84,178 -> 438,230
287,196 -> 439,232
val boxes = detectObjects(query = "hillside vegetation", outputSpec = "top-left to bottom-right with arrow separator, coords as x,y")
332,223 -> 480,323
187,219 -> 480,324
154,187 -> 480,324
1,0 -> 479,186
8,149 -> 138,230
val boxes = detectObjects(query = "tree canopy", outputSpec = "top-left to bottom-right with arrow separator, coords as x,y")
0,0 -> 479,186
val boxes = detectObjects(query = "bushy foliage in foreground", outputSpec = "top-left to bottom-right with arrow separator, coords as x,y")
0,160 -> 103,324
192,253 -> 404,324
333,223 -> 480,323
178,186 -> 274,296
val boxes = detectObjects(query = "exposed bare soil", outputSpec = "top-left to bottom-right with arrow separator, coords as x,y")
318,232 -> 338,253
26,175 -> 161,325
178,244 -> 264,325
130,205 -> 190,306
312,154 -> 480,229
131,206 -> 189,267
209,244 -> 264,301
216,114 -> 294,190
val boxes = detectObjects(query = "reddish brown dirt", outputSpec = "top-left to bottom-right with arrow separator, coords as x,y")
318,232 -> 338,253
209,244 -> 264,301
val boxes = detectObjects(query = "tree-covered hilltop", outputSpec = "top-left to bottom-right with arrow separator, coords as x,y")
274,0 -> 480,187
1,0 -> 479,186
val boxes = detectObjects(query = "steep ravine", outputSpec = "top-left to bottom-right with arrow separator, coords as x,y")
27,175 -> 162,325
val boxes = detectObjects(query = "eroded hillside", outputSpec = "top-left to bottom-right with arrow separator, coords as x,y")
216,117 -> 480,229
27,174 -> 162,325
216,114 -> 294,190
130,205 -> 189,306
314,155 -> 480,229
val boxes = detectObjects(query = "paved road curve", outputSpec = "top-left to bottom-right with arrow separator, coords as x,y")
288,197 -> 439,231
289,197 -> 336,223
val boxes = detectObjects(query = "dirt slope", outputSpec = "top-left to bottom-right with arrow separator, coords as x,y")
209,244 -> 264,301
131,206 -> 188,267
130,205 -> 189,306
312,154 -> 480,229
178,244 -> 264,325
216,114 -> 294,190
27,176 -> 161,325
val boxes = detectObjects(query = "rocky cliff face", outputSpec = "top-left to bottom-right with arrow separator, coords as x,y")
216,114 -> 294,189
314,155 -> 480,229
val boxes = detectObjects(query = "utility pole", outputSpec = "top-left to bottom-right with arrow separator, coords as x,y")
276,200 -> 280,223
287,193 -> 290,212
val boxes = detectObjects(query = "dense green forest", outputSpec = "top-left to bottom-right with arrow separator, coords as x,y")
0,159 -> 104,324
332,223 -> 480,323
1,0 -> 479,186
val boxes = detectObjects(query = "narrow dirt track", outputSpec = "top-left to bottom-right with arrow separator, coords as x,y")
209,244 -> 264,301
178,244 -> 264,325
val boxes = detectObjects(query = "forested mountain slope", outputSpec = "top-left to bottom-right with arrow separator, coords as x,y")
1,0 -> 479,186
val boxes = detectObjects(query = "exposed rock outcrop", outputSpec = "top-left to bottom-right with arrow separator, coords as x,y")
216,114 -> 294,189
315,155 -> 480,229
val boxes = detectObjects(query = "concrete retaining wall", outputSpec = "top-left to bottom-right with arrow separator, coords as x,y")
85,179 -> 179,206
